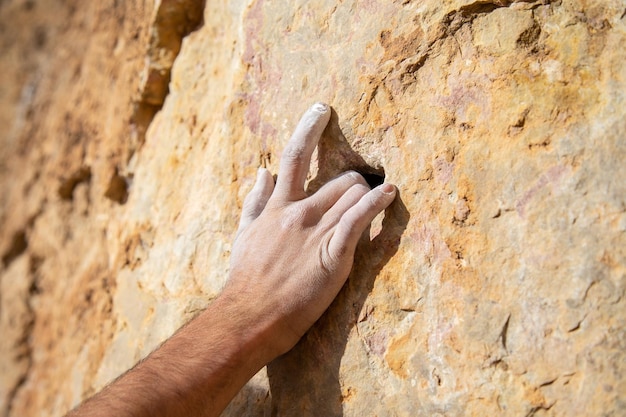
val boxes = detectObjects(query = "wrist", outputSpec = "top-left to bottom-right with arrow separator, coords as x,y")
214,283 -> 297,364
201,291 -> 278,369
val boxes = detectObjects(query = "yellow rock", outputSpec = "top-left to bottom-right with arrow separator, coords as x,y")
0,0 -> 624,415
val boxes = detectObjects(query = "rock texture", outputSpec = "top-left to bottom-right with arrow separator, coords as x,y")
1,0 -> 625,416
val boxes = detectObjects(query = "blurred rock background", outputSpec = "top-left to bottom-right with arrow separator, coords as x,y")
0,0 -> 624,415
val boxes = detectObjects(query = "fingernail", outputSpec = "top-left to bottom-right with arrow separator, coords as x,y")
379,183 -> 396,195
311,102 -> 329,113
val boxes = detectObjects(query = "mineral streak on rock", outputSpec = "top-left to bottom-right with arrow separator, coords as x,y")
0,0 -> 625,416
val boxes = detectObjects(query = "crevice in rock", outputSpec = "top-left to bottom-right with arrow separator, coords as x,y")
2,209 -> 43,269
359,170 -> 386,189
517,20 -> 541,49
366,0 -> 562,145
130,0 -> 206,151
455,0 -> 554,20
539,377 -> 558,387
307,108 -> 388,194
104,169 -> 130,205
376,0 -> 556,96
456,1 -> 503,17
6,316 -> 34,417
28,255 -> 43,295
442,1 -> 538,36
2,230 -> 28,268
525,401 -> 556,417
58,166 -> 91,201
5,256 -> 39,416
498,313 -> 511,351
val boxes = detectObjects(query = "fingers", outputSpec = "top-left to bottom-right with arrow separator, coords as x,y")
328,183 -> 397,257
273,103 -> 331,201
321,181 -> 371,225
307,171 -> 369,215
236,168 -> 275,238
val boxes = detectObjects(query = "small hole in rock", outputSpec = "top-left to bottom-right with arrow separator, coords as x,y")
105,172 -> 129,204
355,167 -> 385,188
2,230 -> 28,268
361,173 -> 385,188
59,167 -> 91,201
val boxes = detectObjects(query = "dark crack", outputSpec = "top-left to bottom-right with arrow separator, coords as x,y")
104,169 -> 130,204
130,0 -> 206,149
1,231 -> 27,268
499,314 -> 511,351
525,401 -> 556,417
2,211 -> 41,269
377,0 -> 556,90
58,166 -> 91,201
4,256 -> 39,417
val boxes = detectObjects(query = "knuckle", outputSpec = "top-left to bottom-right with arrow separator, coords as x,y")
280,204 -> 308,230
283,145 -> 306,164
346,171 -> 367,186
367,191 -> 384,209
350,183 -> 370,197
243,188 -> 259,203
338,212 -> 357,231
320,237 -> 339,268
241,199 -> 264,219
334,242 -> 349,259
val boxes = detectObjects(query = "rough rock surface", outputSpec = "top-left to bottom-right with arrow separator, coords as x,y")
1,0 -> 625,416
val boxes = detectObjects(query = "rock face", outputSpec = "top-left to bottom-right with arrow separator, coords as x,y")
1,0 -> 624,415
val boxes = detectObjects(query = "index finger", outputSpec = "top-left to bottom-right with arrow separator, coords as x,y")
273,102 -> 331,202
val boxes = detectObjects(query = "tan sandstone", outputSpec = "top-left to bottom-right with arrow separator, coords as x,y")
1,0 -> 624,416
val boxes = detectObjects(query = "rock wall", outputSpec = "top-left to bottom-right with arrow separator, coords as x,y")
1,0 -> 624,416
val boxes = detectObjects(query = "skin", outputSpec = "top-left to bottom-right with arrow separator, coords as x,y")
67,102 -> 397,417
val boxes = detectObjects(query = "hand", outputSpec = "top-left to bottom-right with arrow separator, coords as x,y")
66,103 -> 396,417
224,102 -> 397,359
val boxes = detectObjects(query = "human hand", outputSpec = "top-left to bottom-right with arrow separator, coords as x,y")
224,103 -> 396,360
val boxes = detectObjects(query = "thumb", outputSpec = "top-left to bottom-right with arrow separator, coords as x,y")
235,168 -> 275,239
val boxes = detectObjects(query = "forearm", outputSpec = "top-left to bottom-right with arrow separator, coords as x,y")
68,294 -> 271,417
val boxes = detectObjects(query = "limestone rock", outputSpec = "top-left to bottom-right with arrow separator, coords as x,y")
0,0 -> 624,416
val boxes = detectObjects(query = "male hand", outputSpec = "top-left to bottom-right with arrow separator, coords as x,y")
70,104 -> 396,417
225,102 -> 397,359
67,102 -> 396,417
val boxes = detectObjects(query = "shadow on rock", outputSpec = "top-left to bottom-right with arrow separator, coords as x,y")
307,108 -> 386,193
223,382 -> 272,416
266,108 -> 410,417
